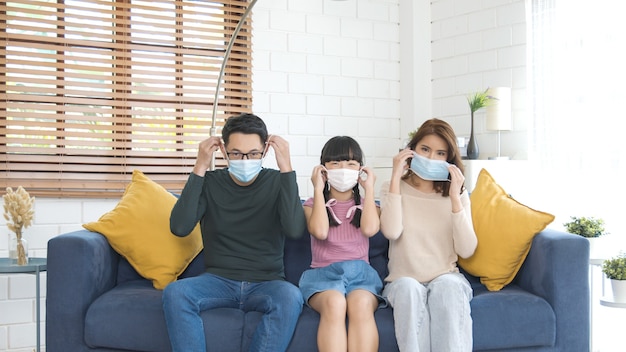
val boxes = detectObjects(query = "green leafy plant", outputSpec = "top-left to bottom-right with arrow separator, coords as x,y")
563,216 -> 607,238
602,253 -> 626,280
467,88 -> 495,114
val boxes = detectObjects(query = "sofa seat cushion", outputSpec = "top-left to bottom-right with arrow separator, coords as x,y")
470,282 -> 556,350
85,280 -> 172,352
85,280 -> 246,352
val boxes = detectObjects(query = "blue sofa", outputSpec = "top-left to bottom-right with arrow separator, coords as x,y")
46,227 -> 589,351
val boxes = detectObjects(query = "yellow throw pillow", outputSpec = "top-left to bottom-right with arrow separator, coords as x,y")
458,168 -> 554,291
83,170 -> 203,290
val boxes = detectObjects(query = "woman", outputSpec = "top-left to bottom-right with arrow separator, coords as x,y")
380,118 -> 477,352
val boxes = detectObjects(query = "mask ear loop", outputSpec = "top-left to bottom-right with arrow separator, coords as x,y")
220,141 -> 230,162
261,134 -> 272,159
321,166 -> 330,191
358,167 -> 367,181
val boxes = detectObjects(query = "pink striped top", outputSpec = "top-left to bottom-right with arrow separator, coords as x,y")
303,197 -> 371,268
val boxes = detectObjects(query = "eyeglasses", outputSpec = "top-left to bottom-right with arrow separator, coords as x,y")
226,151 -> 263,160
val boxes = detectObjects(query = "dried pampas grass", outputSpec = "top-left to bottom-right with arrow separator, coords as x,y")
3,187 -> 35,265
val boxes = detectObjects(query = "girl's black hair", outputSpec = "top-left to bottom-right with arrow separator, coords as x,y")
320,136 -> 364,228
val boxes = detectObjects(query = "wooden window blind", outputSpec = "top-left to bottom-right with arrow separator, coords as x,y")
1,0 -> 253,198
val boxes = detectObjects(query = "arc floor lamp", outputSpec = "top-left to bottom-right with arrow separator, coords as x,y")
210,0 -> 258,170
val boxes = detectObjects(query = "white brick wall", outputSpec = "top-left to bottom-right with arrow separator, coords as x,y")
431,0 -> 527,160
1,1 -> 533,350
1,197 -> 118,351
253,0 -> 402,197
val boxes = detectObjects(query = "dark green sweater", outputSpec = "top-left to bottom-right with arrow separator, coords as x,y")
170,169 -> 305,282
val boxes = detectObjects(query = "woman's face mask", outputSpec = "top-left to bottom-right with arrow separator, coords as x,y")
410,153 -> 450,181
326,168 -> 360,192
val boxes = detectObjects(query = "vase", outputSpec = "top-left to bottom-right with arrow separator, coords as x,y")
611,279 -> 626,303
466,112 -> 479,159
9,234 -> 29,265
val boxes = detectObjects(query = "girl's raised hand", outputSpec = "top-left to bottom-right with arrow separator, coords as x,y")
310,165 -> 327,191
358,166 -> 376,191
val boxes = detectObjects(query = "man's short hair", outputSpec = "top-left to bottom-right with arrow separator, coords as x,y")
221,113 -> 268,145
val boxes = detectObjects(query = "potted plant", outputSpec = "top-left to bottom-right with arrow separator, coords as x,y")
563,216 -> 607,238
602,253 -> 626,303
465,88 -> 495,159
563,216 -> 607,257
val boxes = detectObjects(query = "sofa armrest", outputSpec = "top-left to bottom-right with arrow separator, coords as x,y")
515,228 -> 590,351
46,230 -> 119,352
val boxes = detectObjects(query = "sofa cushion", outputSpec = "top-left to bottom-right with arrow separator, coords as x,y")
470,281 -> 556,350
85,280 -> 247,352
83,170 -> 203,290
85,280 -> 171,351
458,168 -> 555,291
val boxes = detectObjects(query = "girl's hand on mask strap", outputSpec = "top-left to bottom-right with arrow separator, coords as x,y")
310,165 -> 327,191
359,166 -> 376,191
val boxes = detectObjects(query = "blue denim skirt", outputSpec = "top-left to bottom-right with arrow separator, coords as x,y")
298,260 -> 387,307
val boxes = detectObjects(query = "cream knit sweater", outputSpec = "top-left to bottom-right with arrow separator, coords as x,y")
380,180 -> 477,283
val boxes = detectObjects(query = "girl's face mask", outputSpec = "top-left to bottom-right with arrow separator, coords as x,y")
410,153 -> 450,181
326,168 -> 360,192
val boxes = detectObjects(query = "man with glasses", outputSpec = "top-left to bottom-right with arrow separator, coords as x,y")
163,113 -> 306,352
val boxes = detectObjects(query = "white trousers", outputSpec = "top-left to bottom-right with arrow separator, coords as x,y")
383,273 -> 473,352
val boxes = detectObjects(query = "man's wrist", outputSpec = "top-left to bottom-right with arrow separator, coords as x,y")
193,164 -> 208,176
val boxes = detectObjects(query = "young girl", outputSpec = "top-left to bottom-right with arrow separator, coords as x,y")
380,118 -> 477,352
299,136 -> 383,352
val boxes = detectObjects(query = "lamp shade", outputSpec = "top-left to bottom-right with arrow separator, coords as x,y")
486,87 -> 511,131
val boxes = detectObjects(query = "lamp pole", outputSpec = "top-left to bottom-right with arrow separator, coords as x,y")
210,0 -> 259,170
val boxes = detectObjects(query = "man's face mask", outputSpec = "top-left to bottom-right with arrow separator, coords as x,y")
226,147 -> 266,183
410,153 -> 450,181
228,158 -> 263,183
326,168 -> 360,192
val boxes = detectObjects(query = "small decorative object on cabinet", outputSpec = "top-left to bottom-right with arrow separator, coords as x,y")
563,216 -> 607,256
466,88 -> 495,160
602,252 -> 626,303
3,186 -> 35,265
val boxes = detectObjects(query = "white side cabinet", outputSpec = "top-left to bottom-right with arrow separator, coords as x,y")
462,159 -> 533,196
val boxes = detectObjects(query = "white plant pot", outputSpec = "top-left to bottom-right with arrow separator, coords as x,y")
610,279 -> 626,303
587,237 -> 599,257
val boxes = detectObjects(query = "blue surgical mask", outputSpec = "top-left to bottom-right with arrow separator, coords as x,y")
410,153 -> 450,181
228,159 -> 263,183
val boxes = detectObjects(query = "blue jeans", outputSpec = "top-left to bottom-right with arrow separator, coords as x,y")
383,273 -> 473,352
163,272 -> 304,352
